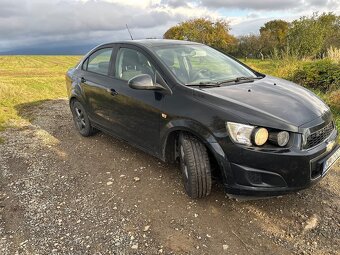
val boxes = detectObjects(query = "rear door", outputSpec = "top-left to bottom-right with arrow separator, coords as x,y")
78,46 -> 115,127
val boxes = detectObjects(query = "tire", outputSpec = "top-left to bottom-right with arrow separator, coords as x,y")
71,100 -> 96,137
178,132 -> 212,198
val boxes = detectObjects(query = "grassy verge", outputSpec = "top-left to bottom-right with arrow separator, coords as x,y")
0,56 -> 81,130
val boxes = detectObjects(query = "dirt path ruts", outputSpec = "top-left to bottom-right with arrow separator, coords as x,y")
0,99 -> 339,255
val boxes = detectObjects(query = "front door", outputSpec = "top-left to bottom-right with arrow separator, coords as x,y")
107,46 -> 163,153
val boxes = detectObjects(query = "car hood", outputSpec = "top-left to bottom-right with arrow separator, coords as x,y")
195,76 -> 330,132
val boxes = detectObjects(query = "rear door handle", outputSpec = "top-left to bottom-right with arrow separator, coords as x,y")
107,88 -> 118,96
81,77 -> 86,83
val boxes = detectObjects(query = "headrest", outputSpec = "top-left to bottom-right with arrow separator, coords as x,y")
123,50 -> 140,67
160,51 -> 175,67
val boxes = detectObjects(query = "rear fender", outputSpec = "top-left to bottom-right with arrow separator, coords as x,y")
68,75 -> 86,109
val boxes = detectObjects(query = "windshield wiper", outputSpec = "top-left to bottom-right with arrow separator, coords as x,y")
216,76 -> 263,85
185,82 -> 221,87
186,76 -> 263,87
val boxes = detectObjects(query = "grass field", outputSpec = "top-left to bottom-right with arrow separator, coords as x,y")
0,56 -> 339,138
0,56 -> 80,131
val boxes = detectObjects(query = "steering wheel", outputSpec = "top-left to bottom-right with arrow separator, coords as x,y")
190,69 -> 212,82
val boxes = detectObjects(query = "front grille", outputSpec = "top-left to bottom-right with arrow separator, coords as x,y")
305,121 -> 334,149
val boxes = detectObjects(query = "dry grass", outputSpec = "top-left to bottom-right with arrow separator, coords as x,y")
0,56 -> 81,130
327,46 -> 340,63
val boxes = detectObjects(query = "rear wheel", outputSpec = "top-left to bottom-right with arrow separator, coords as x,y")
178,133 -> 212,198
71,100 -> 96,137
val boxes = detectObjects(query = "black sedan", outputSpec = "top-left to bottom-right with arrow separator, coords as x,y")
66,39 -> 340,198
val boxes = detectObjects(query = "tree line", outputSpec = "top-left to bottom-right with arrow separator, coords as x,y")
163,13 -> 340,60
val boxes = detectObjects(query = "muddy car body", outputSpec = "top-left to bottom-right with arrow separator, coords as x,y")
66,39 -> 340,198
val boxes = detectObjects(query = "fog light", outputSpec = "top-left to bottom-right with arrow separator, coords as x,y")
269,131 -> 289,147
252,128 -> 268,146
247,172 -> 262,184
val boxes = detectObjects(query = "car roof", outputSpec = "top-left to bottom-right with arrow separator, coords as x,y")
101,39 -> 202,48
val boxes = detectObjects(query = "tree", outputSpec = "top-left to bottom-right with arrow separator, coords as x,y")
288,12 -> 340,59
318,13 -> 340,53
259,20 -> 289,57
237,34 -> 266,60
163,18 -> 236,52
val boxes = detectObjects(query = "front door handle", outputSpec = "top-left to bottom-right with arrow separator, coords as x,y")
107,88 -> 118,96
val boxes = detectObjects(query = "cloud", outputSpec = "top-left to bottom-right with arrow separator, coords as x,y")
200,0 -> 302,10
0,0 -> 218,52
0,0 -> 339,53
231,17 -> 275,36
160,0 -> 190,8
162,0 -> 340,11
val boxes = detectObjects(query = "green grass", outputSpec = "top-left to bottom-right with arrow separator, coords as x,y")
0,56 -> 81,130
242,58 -> 302,80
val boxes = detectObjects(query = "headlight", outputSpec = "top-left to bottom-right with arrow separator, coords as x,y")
252,127 -> 269,146
226,122 -> 288,147
269,131 -> 290,147
226,122 -> 256,146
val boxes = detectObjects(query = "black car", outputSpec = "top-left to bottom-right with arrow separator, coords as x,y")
66,39 -> 340,199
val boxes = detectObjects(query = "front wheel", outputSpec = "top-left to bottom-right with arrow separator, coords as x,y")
179,133 -> 212,199
71,100 -> 96,137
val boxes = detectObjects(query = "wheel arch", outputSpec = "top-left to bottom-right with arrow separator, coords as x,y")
69,88 -> 86,109
161,119 -> 226,164
161,120 -> 232,185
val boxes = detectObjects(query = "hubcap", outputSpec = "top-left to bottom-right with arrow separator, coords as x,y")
180,145 -> 188,179
74,107 -> 86,130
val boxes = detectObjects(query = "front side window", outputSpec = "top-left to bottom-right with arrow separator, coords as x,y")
154,45 -> 257,85
115,48 -> 156,82
86,48 -> 113,75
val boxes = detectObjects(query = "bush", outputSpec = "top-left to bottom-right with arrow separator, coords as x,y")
291,59 -> 340,92
328,90 -> 340,111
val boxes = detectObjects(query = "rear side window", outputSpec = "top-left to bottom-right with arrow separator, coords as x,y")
85,48 -> 113,75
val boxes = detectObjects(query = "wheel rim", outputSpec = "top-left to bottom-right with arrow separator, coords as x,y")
74,107 -> 86,130
180,145 -> 188,180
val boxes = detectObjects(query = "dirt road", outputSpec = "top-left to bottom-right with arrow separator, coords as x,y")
0,99 -> 339,255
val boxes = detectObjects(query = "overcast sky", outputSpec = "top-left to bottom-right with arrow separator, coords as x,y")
0,0 -> 339,54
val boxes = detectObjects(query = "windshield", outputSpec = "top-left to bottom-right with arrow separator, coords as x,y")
153,44 -> 258,85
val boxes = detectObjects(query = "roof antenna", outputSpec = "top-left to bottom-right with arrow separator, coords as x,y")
126,24 -> 134,40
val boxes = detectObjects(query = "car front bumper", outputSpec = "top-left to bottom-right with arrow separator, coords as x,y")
215,128 -> 339,197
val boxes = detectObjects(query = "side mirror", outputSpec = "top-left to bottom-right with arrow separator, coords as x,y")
128,74 -> 164,90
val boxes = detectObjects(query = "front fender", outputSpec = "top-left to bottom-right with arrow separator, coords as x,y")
160,118 -> 226,160
160,118 -> 231,184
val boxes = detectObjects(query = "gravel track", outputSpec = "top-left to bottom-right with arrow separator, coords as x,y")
0,99 -> 339,255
